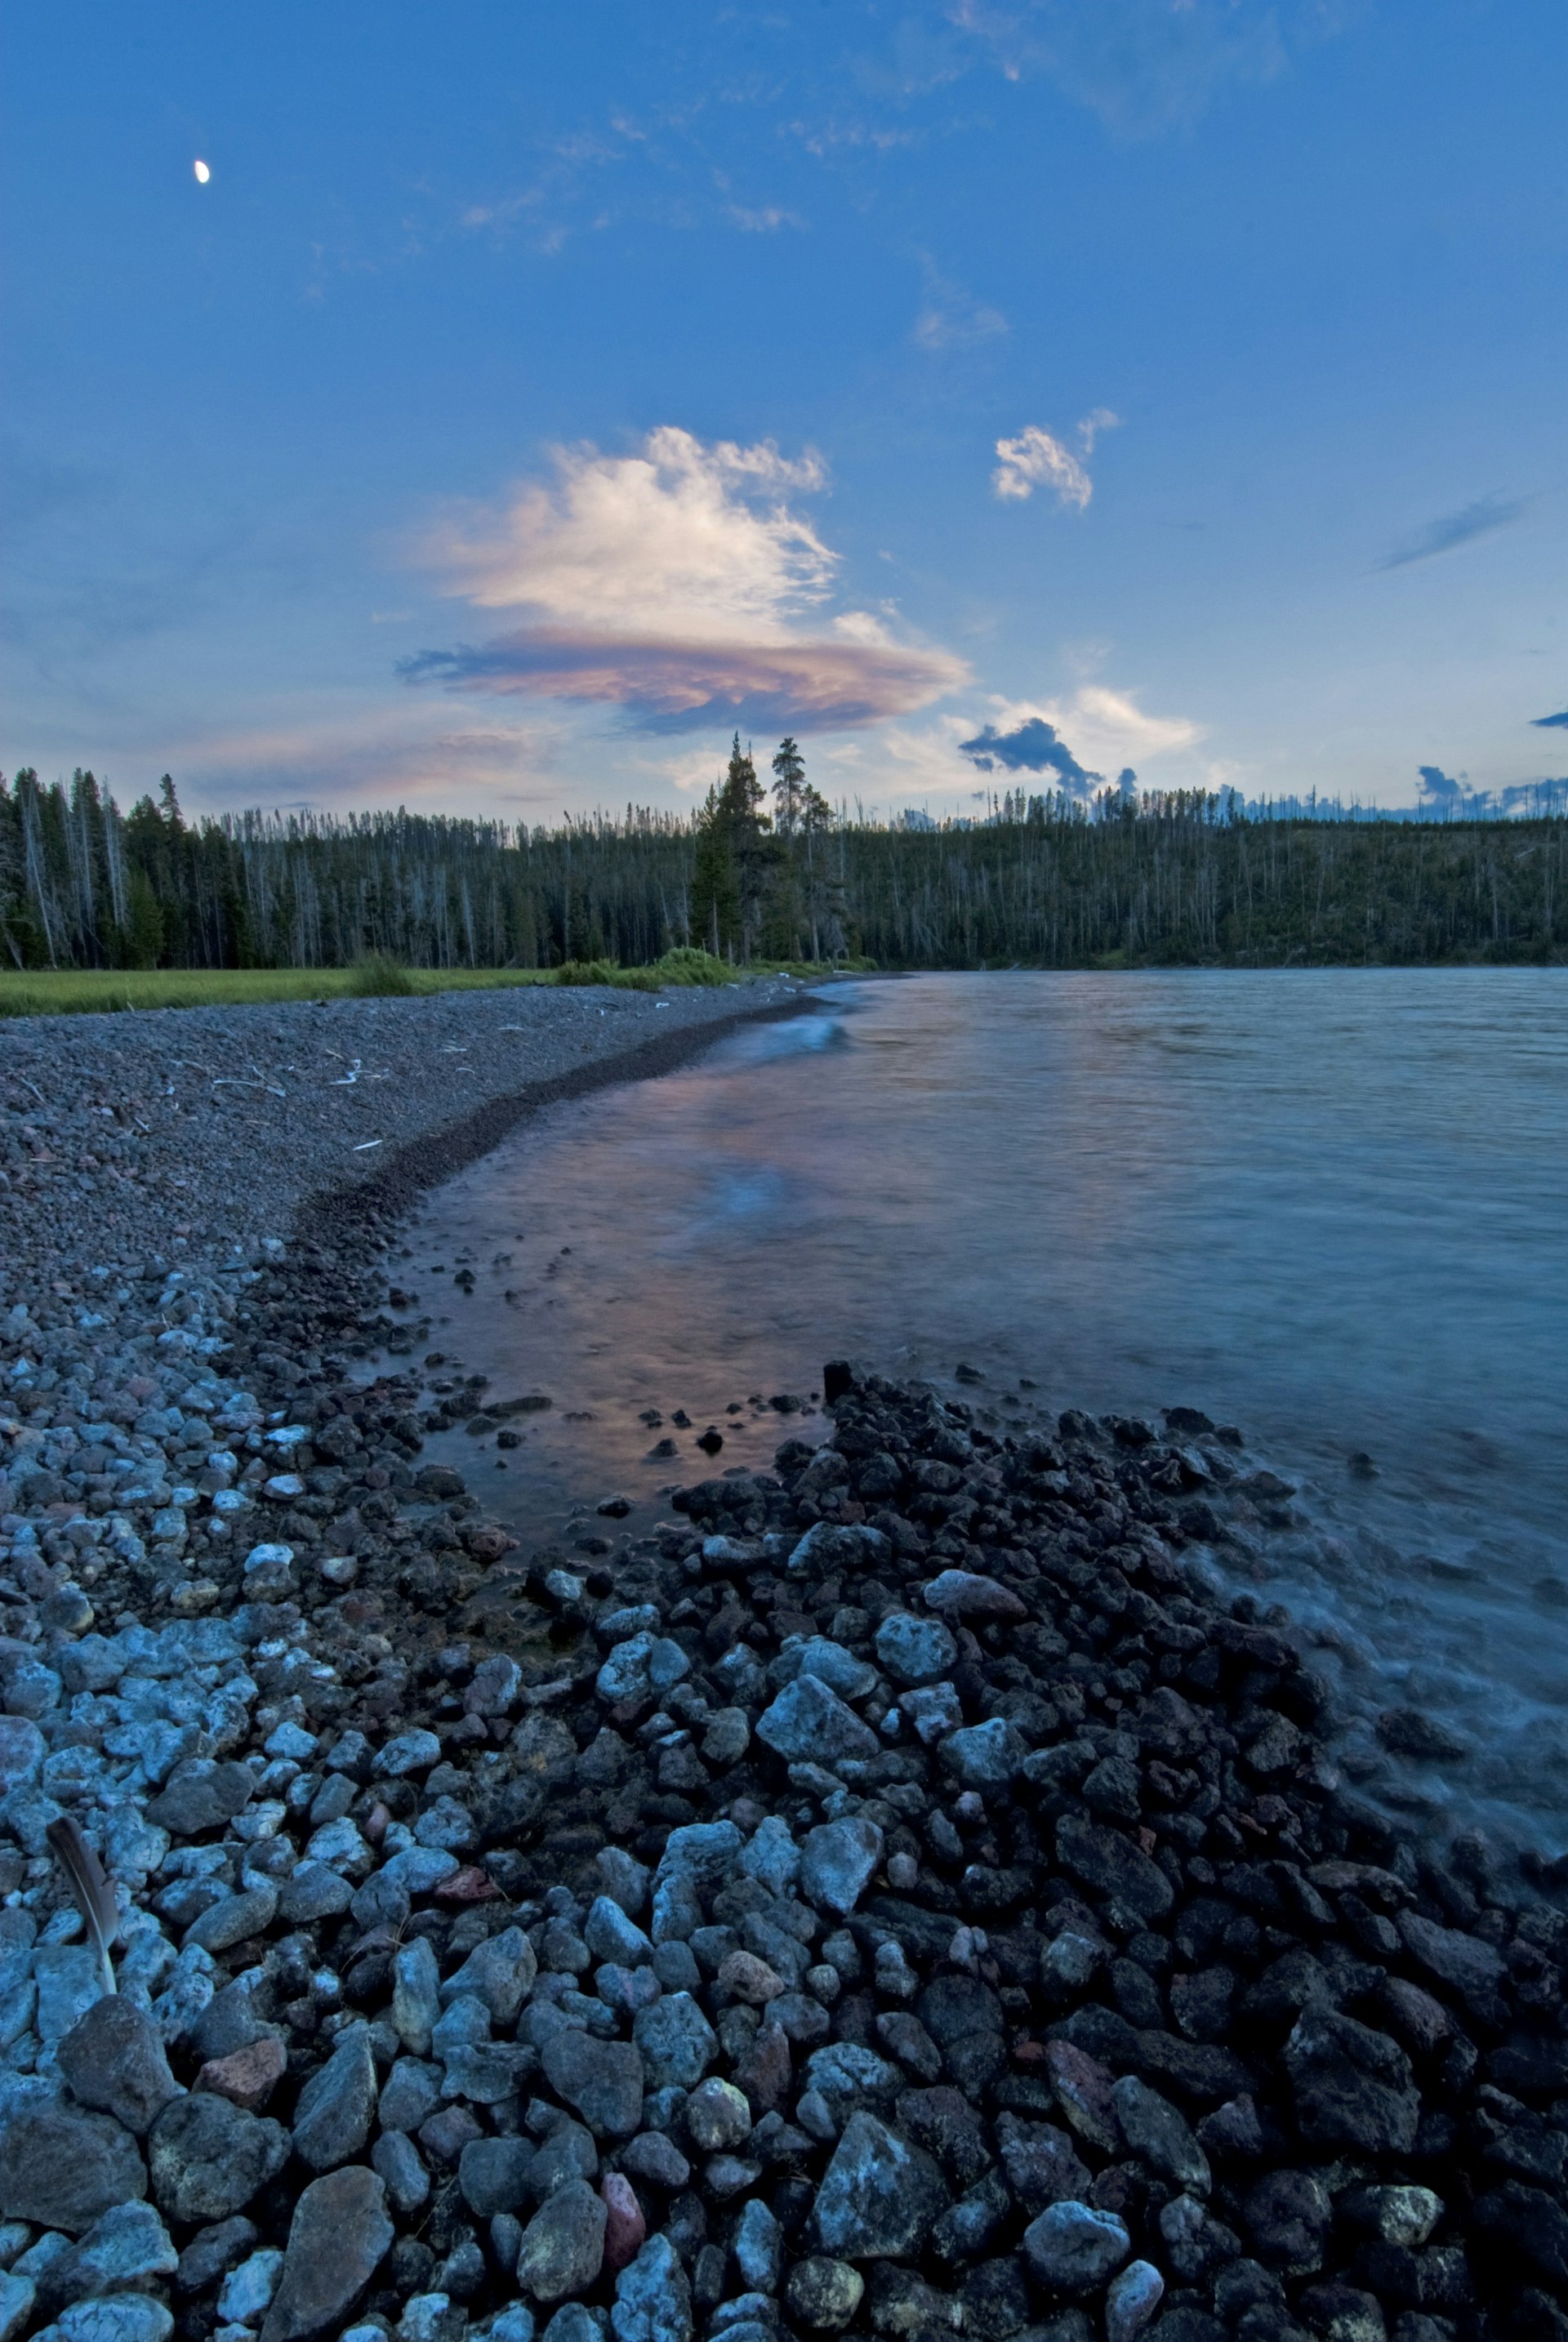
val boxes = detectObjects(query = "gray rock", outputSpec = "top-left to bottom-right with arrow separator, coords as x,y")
785,2259 -> 865,2331
873,1614 -> 957,1687
56,2296 -> 173,2342
378,1730 -> 442,1777
684,2078 -> 751,2152
596,1636 -> 689,1708
1395,1909 -> 1508,2015
173,2218 -> 259,2297
186,1884 -> 278,1954
392,1939 -> 442,2055
700,1710 -> 751,1767
633,1993 -> 717,2091
1054,1816 -> 1174,1925
0,2273 -> 33,2342
515,2179 -> 607,2304
1283,2006 -> 1420,2156
1110,2077 -> 1210,2196
1104,2261 -> 1164,2342
149,2093 -> 289,2224
610,2233 -> 691,2342
372,2131 -> 431,2216
58,1997 -> 182,2136
938,1720 -> 1026,1788
540,2308 -> 598,2342
1020,2201 -> 1131,2295
732,2198 -> 782,2293
292,2024 -> 377,2171
276,1864 -> 354,1925
755,1676 -> 879,1767
585,1898 -> 653,1969
1243,2169 -> 1331,2275
45,2203 -> 177,2312
261,2166 -> 394,2342
442,1928 -> 537,2024
145,1761 -> 255,1838
34,1946 -> 105,2043
217,2248 -> 286,2325
808,2112 -> 950,2260
800,1819 -> 884,1918
617,2133 -> 691,2191
0,2104 -> 147,2235
776,1638 -> 879,1700
995,2116 -> 1091,2212
542,2033 -> 645,2139
379,2058 -> 443,2135
459,2137 -> 535,2219
595,1848 -> 651,1917
738,1818 -> 799,1898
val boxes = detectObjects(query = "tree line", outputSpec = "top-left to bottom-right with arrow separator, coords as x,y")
2,755 -> 1566,974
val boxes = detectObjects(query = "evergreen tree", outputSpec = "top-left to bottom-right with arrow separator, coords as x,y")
771,737 -> 805,836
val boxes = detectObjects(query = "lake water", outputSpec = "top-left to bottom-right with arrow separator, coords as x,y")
381,970 -> 1568,1856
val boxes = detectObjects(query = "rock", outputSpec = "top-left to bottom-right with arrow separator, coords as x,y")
732,2197 -> 782,2293
610,2233 -> 691,2342
739,1817 -> 799,1897
684,2078 -> 751,2152
372,2130 -> 431,2216
148,2093 -> 289,2224
0,2273 -> 33,2342
786,2259 -> 865,2331
808,2112 -> 950,2260
379,1730 -> 442,1776
1054,1815 -> 1174,1923
0,2104 -> 147,2234
34,1945 -> 107,2042
800,1819 -> 884,1917
920,1572 -> 1026,1623
596,1635 -> 690,1708
292,2024 -> 378,2170
458,2137 -> 534,2219
777,1637 -> 880,1699
995,2115 -> 1091,2211
586,1897 -> 654,1968
1336,2184 -> 1441,2249
701,1709 -> 751,1766
56,2297 -> 173,2342
755,1676 -> 880,1767
1111,2077 -> 1210,2195
1020,2202 -> 1131,2295
195,2035 -> 287,2113
515,2179 -> 608,2304
600,2172 -> 646,2272
938,1720 -> 1026,1788
618,2133 -> 691,2191
173,2217 -> 259,2298
873,1614 -> 957,1686
1395,1909 -> 1507,2017
187,1883 -> 278,1953
261,2166 -> 394,2342
0,1716 -> 44,1796
717,1950 -> 785,2005
217,2246 -> 286,2325
1282,2006 -> 1419,2155
47,2202 -> 178,2310
58,1997 -> 182,2135
1243,2169 -> 1331,2274
915,1974 -> 1006,2099
1104,2260 -> 1165,2342
393,1939 -> 443,2055
542,2032 -> 645,2139
634,1992 -> 717,2090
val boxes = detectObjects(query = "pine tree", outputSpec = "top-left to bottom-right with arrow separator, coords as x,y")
771,737 -> 805,836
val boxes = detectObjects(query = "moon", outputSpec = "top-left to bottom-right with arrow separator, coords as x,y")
193,159 -> 210,184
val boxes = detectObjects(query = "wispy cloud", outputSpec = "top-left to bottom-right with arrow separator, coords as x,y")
403,426 -> 967,732
1531,709 -> 1568,731
1377,492 -> 1529,571
959,684 -> 1202,791
913,260 -> 1008,352
949,0 -> 1339,136
992,409 -> 1119,506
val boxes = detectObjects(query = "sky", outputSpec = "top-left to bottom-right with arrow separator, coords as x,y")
2,0 -> 1566,826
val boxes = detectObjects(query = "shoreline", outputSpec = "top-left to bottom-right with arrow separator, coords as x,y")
1,988 -> 1565,2342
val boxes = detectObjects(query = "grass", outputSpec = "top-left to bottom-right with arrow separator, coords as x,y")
0,950 -> 846,1018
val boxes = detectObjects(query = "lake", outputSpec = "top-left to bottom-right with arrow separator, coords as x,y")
383,969 -> 1568,1855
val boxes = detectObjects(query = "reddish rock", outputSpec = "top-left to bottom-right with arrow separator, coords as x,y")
601,2171 -> 646,2271
435,1865 -> 499,1903
196,2035 -> 287,2113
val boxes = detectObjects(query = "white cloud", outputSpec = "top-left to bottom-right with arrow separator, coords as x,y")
994,684 -> 1204,763
406,426 -> 969,731
992,410 -> 1120,506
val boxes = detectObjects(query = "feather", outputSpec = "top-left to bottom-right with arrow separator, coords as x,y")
46,1815 -> 118,1999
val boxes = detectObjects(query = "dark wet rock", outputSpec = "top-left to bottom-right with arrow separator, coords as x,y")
515,2177 -> 608,2304
58,1996 -> 182,2135
786,2258 -> 865,2331
261,2165 -> 394,2342
148,2092 -> 290,2224
1283,2006 -> 1419,2155
1020,2200 -> 1131,2295
1472,2181 -> 1568,2289
459,2135 -> 535,2218
996,2114 -> 1092,2211
609,2231 -> 692,2342
755,1675 -> 880,1767
808,2112 -> 950,2260
1110,2075 -> 1211,2194
175,2215 -> 261,2297
1243,2169 -> 1332,2274
542,2032 -> 645,2138
0,2103 -> 147,2234
915,1974 -> 1006,2098
1054,1815 -> 1174,1923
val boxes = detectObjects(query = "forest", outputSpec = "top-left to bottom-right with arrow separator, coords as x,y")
2,741 -> 1566,975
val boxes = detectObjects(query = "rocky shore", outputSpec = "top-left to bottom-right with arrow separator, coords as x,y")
2,989 -> 1567,2342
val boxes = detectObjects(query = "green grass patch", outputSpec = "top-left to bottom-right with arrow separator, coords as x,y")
0,952 -> 848,1018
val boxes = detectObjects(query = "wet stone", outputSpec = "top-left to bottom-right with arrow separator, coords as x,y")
1021,2201 -> 1131,2295
808,2112 -> 951,2260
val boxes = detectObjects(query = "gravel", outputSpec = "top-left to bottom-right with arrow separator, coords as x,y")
3,979 -> 1568,2342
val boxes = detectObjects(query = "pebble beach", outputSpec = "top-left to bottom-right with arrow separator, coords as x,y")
1,982 -> 1566,2342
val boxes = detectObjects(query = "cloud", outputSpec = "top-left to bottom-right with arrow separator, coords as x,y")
992,411 -> 1119,506
950,0 -> 1340,136
959,715 -> 1101,788
404,426 -> 968,731
913,260 -> 1009,352
1532,709 -> 1568,731
1377,492 -> 1529,571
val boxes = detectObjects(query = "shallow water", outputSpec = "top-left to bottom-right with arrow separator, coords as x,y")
382,969 -> 1568,1852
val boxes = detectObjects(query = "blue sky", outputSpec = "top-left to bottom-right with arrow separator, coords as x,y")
3,1 -> 1565,823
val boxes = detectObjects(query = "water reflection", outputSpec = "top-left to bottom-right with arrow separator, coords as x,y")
381,968 -> 1568,1849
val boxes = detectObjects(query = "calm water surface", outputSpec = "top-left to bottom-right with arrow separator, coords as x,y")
385,971 -> 1568,1850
